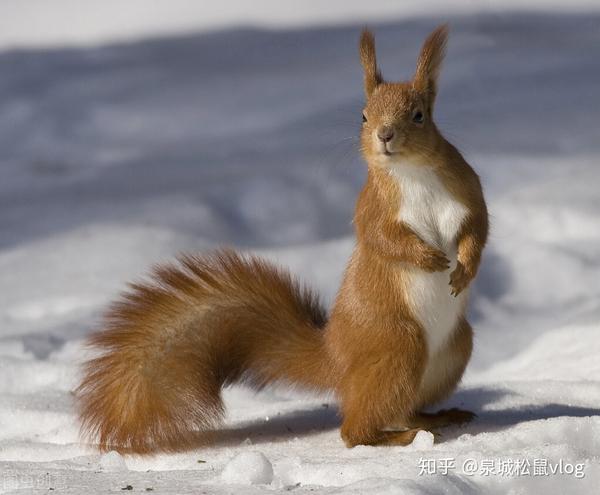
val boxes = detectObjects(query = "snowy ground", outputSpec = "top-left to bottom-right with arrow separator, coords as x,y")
1,4 -> 600,494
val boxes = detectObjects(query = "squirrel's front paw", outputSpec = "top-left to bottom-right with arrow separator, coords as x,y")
416,247 -> 450,273
449,262 -> 472,296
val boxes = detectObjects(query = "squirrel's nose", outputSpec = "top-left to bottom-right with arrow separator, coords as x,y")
376,126 -> 395,143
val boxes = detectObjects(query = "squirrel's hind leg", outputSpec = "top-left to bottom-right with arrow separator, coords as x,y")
337,320 -> 426,448
415,317 -> 473,410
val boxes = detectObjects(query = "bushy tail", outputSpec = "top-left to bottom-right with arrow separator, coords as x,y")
76,249 -> 330,454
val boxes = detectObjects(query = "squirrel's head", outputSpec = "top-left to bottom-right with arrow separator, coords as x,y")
359,25 -> 448,167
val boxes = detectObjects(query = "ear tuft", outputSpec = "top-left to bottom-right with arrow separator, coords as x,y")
359,29 -> 383,97
413,24 -> 449,105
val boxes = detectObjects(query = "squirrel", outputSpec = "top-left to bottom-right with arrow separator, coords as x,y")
77,24 -> 488,453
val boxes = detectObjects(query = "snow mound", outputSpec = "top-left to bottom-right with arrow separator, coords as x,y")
221,451 -> 274,485
411,430 -> 436,450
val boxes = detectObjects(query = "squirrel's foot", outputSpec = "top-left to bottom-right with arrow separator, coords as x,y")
439,407 -> 477,425
408,408 -> 477,429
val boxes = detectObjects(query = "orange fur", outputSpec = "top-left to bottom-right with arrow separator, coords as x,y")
77,24 -> 488,453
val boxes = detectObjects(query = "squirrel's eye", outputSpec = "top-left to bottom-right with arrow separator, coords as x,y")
362,113 -> 367,123
412,110 -> 424,124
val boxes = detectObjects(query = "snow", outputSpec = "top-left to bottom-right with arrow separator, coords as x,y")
409,431 -> 436,450
1,0 -> 600,50
1,2 -> 600,494
98,451 -> 128,472
221,451 -> 274,485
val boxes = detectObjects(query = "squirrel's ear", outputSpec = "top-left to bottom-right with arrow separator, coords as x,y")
359,29 -> 382,97
413,24 -> 449,107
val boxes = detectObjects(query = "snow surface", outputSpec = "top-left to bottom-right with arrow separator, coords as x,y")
1,4 -> 600,494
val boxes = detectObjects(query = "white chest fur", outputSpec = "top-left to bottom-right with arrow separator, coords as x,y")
390,163 -> 469,355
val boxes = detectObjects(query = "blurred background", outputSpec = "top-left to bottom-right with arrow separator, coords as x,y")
0,1 -> 599,491
1,0 -> 599,361
0,0 -> 599,360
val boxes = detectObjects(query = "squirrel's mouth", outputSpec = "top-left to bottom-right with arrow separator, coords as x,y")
376,139 -> 404,157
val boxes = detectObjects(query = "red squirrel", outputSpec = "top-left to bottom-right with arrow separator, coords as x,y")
77,25 -> 488,453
